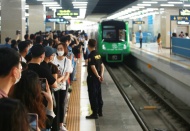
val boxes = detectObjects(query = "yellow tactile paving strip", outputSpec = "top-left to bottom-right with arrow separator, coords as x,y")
66,59 -> 81,131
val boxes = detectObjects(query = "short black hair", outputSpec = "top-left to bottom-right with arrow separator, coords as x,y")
60,35 -> 71,43
88,39 -> 97,48
18,41 -> 29,53
31,44 -> 45,58
5,37 -> 11,43
24,34 -> 29,40
42,40 -> 49,47
35,36 -> 43,43
0,48 -> 20,77
30,34 -> 35,40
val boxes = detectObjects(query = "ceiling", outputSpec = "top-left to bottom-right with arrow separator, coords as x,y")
91,0 -> 137,14
26,0 -> 137,19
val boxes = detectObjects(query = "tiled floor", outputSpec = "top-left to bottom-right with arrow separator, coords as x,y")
80,60 -> 96,131
131,42 -> 190,68
80,60 -> 142,131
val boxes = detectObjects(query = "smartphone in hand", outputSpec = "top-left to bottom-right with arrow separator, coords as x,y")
39,78 -> 47,92
28,113 -> 38,131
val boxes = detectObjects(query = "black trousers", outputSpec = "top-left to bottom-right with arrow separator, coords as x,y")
140,38 -> 143,48
87,76 -> 103,115
51,91 -> 60,131
59,88 -> 67,123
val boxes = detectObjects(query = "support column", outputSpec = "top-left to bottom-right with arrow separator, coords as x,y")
1,0 -> 26,43
29,5 -> 45,34
46,10 -> 55,31
55,23 -> 61,30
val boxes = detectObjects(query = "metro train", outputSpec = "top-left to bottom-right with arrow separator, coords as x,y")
97,20 -> 130,62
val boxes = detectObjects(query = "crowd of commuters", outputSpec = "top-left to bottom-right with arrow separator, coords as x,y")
0,30 -> 88,131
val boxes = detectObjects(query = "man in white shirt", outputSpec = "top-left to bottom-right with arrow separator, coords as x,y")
139,30 -> 143,48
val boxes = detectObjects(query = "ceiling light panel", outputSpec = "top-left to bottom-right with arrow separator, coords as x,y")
137,4 -> 151,6
143,2 -> 158,4
168,2 -> 183,4
160,4 -> 174,6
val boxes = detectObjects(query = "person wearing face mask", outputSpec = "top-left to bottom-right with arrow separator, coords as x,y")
0,48 -> 21,98
28,44 -> 58,89
18,41 -> 30,63
53,43 -> 73,131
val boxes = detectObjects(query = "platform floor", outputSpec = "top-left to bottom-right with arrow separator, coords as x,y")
80,60 -> 142,131
131,42 -> 190,68
130,42 -> 190,85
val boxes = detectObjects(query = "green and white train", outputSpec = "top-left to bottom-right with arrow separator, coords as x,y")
97,20 -> 130,62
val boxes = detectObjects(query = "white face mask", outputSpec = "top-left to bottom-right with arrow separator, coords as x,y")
57,51 -> 64,56
14,71 -> 21,84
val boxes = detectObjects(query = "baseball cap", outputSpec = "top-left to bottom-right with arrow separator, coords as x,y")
44,46 -> 56,57
18,41 -> 29,52
31,44 -> 45,57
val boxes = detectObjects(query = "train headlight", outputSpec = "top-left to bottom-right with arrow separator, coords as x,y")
102,45 -> 106,50
123,44 -> 127,49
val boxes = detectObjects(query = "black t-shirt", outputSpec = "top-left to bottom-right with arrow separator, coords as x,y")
87,50 -> 102,77
28,63 -> 56,85
48,62 -> 59,74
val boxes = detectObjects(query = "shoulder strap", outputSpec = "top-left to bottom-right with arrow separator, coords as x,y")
61,58 -> 67,75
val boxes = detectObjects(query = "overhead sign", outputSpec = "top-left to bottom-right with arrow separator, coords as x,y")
179,9 -> 190,16
45,18 -> 70,24
133,21 -> 145,24
56,9 -> 79,17
170,15 -> 190,21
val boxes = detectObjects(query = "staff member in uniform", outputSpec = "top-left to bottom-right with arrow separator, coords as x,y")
86,39 -> 104,119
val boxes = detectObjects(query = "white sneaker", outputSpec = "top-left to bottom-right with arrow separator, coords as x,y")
60,126 -> 68,131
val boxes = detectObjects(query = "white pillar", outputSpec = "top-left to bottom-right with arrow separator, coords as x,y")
55,23 -> 61,30
1,0 -> 26,43
29,5 -> 45,34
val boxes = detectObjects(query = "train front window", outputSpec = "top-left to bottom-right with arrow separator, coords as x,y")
102,25 -> 126,42
102,26 -> 116,41
119,29 -> 126,42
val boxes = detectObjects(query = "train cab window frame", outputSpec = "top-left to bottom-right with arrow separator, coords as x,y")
102,24 -> 126,42
102,26 -> 117,41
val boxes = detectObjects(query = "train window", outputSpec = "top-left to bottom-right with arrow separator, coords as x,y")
103,26 -> 115,29
119,29 -> 126,41
103,30 -> 116,40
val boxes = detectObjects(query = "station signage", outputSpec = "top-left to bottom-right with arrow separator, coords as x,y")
177,20 -> 190,25
179,9 -> 190,16
170,15 -> 190,21
133,21 -> 145,24
45,18 -> 70,24
56,9 -> 79,17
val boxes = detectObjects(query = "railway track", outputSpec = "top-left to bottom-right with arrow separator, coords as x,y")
105,63 -> 190,131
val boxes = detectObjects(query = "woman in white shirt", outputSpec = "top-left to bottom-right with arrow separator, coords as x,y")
53,43 -> 73,131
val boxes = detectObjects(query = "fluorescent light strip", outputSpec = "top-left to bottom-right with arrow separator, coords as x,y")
74,7 -> 87,9
160,4 -> 174,6
49,7 -> 62,9
37,0 -> 54,1
46,5 -> 60,7
42,2 -> 58,5
132,6 -> 145,9
72,2 -> 88,4
184,4 -> 190,7
168,2 -> 183,4
143,1 -> 158,4
137,4 -> 151,6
